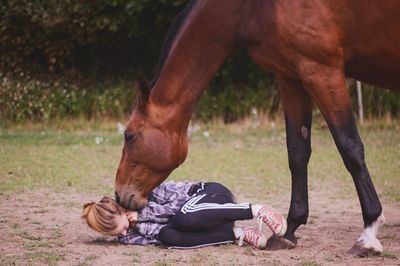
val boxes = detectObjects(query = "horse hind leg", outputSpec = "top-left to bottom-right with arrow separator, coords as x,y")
349,212 -> 385,256
267,76 -> 313,250
298,58 -> 384,256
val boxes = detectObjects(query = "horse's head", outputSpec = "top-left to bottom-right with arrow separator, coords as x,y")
115,79 -> 188,210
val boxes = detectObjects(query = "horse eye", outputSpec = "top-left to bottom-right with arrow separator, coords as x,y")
124,132 -> 136,142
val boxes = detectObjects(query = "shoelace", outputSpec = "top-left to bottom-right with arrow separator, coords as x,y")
258,211 -> 278,232
238,229 -> 262,247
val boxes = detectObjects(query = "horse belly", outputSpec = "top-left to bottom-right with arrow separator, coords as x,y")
345,55 -> 400,92
340,1 -> 400,91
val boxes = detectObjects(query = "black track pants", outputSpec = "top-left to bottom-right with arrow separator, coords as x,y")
158,182 -> 253,248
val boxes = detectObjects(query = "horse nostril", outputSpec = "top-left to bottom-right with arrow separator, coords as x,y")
115,191 -> 120,204
128,194 -> 135,204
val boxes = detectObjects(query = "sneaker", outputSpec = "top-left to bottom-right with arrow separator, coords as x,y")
237,227 -> 267,249
257,205 -> 287,237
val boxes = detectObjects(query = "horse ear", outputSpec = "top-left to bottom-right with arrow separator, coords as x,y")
136,77 -> 151,107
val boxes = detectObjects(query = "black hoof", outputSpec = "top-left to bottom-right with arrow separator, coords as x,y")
266,235 -> 296,250
347,242 -> 381,257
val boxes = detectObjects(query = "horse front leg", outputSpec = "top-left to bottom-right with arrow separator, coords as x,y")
298,59 -> 384,256
267,76 -> 313,250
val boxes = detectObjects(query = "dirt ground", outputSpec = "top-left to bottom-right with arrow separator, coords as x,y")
1,184 -> 399,266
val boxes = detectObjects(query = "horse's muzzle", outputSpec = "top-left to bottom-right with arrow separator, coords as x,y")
118,192 -> 147,210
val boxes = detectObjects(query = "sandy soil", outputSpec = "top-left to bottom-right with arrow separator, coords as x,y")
1,185 -> 399,266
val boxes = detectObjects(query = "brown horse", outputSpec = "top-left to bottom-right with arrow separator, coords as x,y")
114,0 -> 400,255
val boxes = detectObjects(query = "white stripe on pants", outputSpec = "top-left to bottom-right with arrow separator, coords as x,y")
180,194 -> 250,214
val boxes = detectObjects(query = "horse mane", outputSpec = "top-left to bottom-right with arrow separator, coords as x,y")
149,0 -> 198,88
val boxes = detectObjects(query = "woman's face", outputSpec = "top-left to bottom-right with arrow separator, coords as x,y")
112,211 -> 130,236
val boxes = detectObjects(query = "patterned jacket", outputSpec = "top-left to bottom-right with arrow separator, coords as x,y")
118,181 -> 197,245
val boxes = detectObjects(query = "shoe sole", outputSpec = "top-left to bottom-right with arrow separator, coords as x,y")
274,217 -> 287,237
258,237 -> 267,249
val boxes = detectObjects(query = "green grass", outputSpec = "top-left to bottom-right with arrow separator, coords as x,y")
24,240 -> 52,250
25,251 -> 65,266
189,253 -> 208,264
0,131 -> 122,195
130,251 -> 141,264
154,260 -> 170,266
0,251 -> 65,266
301,260 -> 320,266
78,254 -> 99,266
380,251 -> 398,259
0,126 -> 399,202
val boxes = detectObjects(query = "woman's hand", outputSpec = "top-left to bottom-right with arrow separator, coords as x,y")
126,211 -> 138,227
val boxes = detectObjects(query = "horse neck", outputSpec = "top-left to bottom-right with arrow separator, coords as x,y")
147,1 -> 243,134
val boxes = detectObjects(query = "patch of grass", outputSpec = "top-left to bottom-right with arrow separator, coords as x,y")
24,238 -> 65,251
190,253 -> 207,264
301,260 -> 320,266
78,254 -> 99,266
380,251 -> 398,259
324,256 -> 335,262
0,130 -> 123,146
242,246 -> 258,256
10,223 -> 19,229
24,240 -> 51,250
25,251 -> 65,266
18,231 -> 41,240
0,130 -> 123,195
32,209 -> 49,214
50,228 -> 64,239
217,243 -> 232,250
130,251 -> 141,263
381,234 -> 396,240
269,260 -> 284,266
154,259 -> 170,266
0,126 -> 399,203
383,223 -> 400,228
53,240 -> 65,247
0,254 -> 25,266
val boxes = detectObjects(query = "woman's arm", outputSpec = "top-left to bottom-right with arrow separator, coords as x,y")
118,228 -> 161,245
137,201 -> 179,223
149,181 -> 196,205
135,222 -> 166,241
138,181 -> 196,223
137,181 -> 197,224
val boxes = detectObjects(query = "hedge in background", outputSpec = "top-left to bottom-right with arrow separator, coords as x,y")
0,0 -> 187,75
0,73 -> 136,121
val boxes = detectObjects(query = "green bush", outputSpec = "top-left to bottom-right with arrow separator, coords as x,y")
349,82 -> 400,119
0,0 -> 187,75
0,73 -> 136,122
195,50 -> 278,122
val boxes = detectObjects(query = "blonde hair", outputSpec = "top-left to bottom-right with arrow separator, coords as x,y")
82,196 -> 125,236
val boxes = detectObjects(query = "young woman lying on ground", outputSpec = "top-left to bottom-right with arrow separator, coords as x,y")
82,181 -> 286,249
